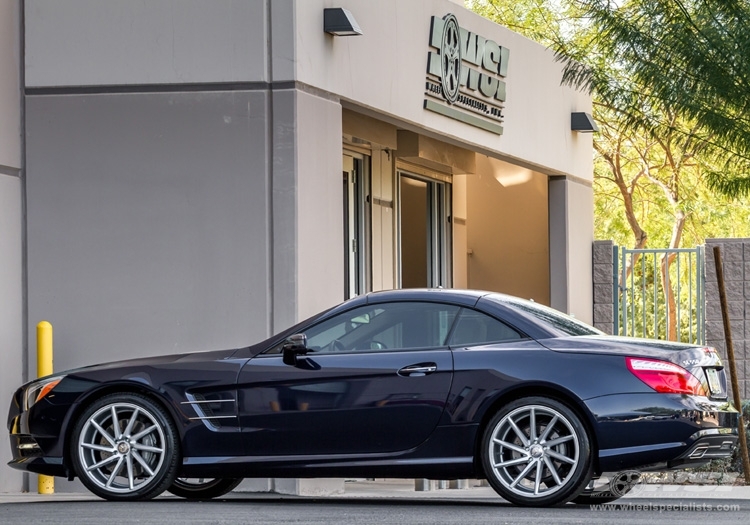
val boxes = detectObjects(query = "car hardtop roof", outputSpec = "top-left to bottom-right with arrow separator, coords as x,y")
363,288 -> 518,307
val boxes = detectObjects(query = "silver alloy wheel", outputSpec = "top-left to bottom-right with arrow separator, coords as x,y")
487,404 -> 580,499
77,402 -> 167,494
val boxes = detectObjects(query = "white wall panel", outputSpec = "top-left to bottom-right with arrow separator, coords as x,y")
0,175 -> 23,492
0,0 -> 21,168
25,0 -> 268,87
25,91 -> 272,371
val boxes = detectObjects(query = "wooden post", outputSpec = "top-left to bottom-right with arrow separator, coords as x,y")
713,246 -> 750,484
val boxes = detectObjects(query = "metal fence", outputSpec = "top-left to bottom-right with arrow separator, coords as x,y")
615,246 -> 705,344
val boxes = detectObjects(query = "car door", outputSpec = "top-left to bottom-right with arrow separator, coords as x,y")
236,301 -> 458,456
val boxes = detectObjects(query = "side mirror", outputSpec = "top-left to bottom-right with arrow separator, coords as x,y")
282,333 -> 308,366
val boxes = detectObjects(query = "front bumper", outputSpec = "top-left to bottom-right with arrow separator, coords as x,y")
7,433 -> 67,477
7,384 -> 76,478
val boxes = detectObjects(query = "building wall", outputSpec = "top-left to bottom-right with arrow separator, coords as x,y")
296,90 -> 346,319
294,0 -> 593,182
0,0 -> 23,493
25,91 -> 273,371
0,176 -> 22,493
24,0 -> 270,86
24,0 -> 593,181
549,177 -> 594,322
466,156 -> 550,304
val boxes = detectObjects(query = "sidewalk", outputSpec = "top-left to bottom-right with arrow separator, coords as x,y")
1,479 -> 749,505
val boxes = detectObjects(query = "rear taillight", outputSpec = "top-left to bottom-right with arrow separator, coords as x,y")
626,357 -> 707,396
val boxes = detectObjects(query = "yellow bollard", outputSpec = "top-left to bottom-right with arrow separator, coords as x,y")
37,321 -> 55,495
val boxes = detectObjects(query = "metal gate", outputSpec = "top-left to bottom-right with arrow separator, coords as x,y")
614,246 -> 705,344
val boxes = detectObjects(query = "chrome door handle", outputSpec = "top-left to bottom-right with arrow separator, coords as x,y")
398,363 -> 438,377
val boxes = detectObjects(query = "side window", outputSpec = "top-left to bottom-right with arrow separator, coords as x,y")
448,308 -> 522,347
301,302 -> 460,353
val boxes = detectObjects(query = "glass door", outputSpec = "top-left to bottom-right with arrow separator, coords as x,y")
343,153 -> 370,298
399,172 -> 451,288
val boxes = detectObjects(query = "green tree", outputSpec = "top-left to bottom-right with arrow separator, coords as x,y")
561,0 -> 750,197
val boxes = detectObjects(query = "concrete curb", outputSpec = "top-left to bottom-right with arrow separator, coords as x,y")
1,481 -> 749,505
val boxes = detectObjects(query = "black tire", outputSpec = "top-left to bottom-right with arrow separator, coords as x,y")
70,392 -> 180,501
167,478 -> 243,499
481,396 -> 592,507
572,471 -> 641,505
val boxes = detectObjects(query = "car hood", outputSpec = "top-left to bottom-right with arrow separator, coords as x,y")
539,335 -> 723,368
57,347 -> 243,378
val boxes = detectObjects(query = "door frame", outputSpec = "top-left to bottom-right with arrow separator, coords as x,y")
396,168 -> 452,289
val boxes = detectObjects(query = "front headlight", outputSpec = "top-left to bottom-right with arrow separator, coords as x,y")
23,376 -> 64,411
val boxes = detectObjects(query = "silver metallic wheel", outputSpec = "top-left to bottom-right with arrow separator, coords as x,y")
482,397 -> 591,506
440,14 -> 462,103
71,393 -> 179,500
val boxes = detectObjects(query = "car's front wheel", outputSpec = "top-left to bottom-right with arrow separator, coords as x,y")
167,478 -> 243,499
70,393 -> 180,501
481,396 -> 592,507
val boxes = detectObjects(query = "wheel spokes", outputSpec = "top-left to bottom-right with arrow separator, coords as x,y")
529,408 -> 537,442
122,407 -> 140,438
509,460 -> 537,489
538,415 -> 559,442
78,401 -> 167,495
544,434 -> 574,447
493,456 -> 530,469
110,406 -> 121,439
547,449 -> 576,464
91,420 -> 116,447
86,453 -> 119,472
543,456 -> 563,486
493,438 -> 529,456
130,424 -> 158,442
81,442 -> 116,453
507,417 -> 530,447
489,404 -> 581,499
533,460 -> 543,495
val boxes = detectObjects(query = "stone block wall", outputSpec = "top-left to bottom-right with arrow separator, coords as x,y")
593,240 -> 615,334
705,239 -> 750,399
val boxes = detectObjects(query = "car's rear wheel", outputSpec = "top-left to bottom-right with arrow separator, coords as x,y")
70,393 -> 180,501
167,478 -> 243,499
481,396 -> 592,507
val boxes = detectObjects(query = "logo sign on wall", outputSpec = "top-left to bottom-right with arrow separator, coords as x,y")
425,14 -> 509,135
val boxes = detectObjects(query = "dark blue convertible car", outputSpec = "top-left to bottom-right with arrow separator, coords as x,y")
8,289 -> 739,506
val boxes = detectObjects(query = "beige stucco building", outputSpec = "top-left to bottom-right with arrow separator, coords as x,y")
0,0 -> 594,493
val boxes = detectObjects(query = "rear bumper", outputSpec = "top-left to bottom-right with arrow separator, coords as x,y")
671,430 -> 738,464
585,393 -> 739,472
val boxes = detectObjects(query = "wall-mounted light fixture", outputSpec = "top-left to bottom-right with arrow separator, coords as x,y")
571,112 -> 599,133
324,8 -> 363,36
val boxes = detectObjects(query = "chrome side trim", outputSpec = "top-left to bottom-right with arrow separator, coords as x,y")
181,399 -> 236,405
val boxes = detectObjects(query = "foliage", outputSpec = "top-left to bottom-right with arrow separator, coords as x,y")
560,0 -> 750,198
